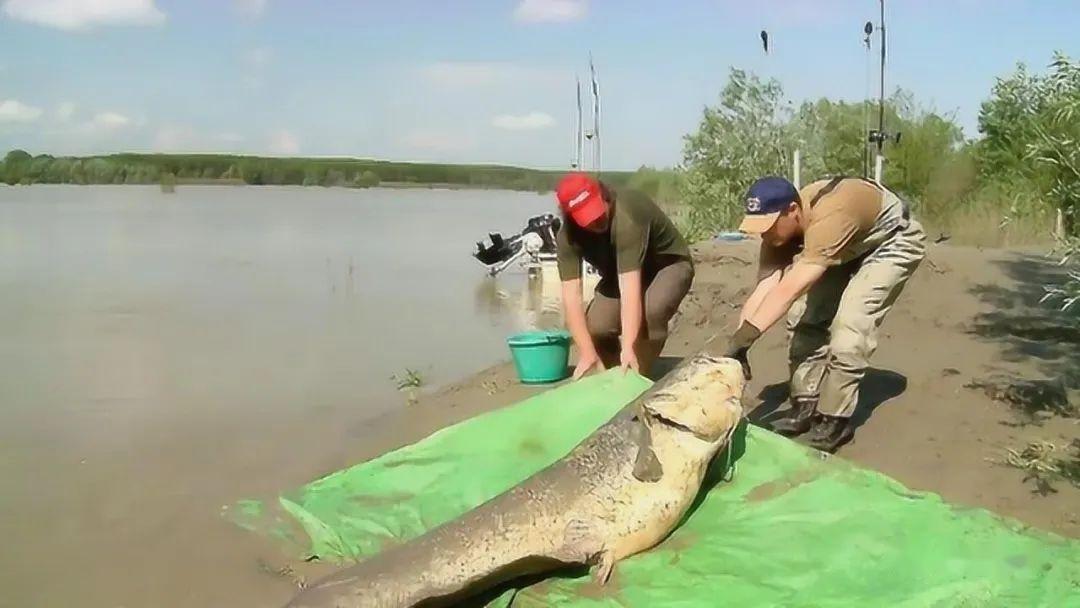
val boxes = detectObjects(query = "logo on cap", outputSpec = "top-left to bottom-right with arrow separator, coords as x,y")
567,190 -> 591,209
744,176 -> 798,216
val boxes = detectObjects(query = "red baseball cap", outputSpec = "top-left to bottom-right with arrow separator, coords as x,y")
555,172 -> 606,227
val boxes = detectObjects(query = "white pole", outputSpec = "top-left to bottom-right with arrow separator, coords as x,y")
575,77 -> 584,169
874,154 -> 884,183
793,149 -> 801,189
589,53 -> 600,174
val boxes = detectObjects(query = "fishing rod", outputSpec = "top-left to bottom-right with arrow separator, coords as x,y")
571,76 -> 583,169
863,20 -> 873,178
866,0 -> 901,182
586,52 -> 601,175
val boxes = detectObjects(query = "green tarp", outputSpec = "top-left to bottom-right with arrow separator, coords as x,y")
230,370 -> 1080,606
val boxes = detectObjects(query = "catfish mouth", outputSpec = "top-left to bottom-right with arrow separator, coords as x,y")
689,353 -> 726,366
639,353 -> 744,442
643,386 -> 740,444
641,402 -> 723,442
650,413 -> 702,437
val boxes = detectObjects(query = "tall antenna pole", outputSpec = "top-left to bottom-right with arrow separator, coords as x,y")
876,0 -> 886,158
589,52 -> 601,174
575,76 -> 583,169
862,20 -> 873,178
569,84 -> 576,168
570,107 -> 580,169
865,0 -> 895,182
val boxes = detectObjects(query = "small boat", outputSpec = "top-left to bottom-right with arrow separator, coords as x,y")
473,213 -> 561,277
472,213 -> 599,298
473,54 -> 603,293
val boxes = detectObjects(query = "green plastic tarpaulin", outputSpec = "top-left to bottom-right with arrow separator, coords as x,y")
229,370 -> 1080,606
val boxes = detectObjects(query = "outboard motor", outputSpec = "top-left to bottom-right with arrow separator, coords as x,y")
522,214 -> 561,254
474,232 -> 520,266
473,213 -> 563,275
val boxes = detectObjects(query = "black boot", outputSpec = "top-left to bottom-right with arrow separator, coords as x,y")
769,398 -> 818,437
805,415 -> 855,453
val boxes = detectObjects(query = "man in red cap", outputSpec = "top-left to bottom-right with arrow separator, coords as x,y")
554,172 -> 693,379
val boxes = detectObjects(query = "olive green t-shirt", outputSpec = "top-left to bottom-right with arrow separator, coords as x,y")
556,187 -> 690,284
757,178 -> 883,279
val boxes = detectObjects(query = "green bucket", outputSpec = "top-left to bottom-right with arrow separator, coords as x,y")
506,330 -> 571,384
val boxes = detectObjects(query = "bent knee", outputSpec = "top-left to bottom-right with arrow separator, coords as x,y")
586,311 -> 620,340
644,321 -> 670,342
644,303 -> 681,342
827,325 -> 873,365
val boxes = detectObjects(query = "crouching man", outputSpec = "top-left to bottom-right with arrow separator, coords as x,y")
554,172 -> 694,379
724,176 -> 925,452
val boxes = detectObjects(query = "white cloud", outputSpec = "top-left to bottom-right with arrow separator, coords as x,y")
153,124 -> 192,150
419,62 -> 506,87
267,130 -> 299,155
56,101 -> 76,122
492,112 -> 556,131
153,125 -> 246,152
233,0 -> 267,18
91,111 -> 131,130
513,0 -> 586,24
2,0 -> 166,31
0,99 -> 43,123
401,130 -> 474,153
418,62 -> 568,89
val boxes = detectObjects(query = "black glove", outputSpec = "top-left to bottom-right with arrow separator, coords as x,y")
724,322 -> 762,380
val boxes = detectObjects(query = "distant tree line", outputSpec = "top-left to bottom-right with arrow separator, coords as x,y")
0,152 -> 634,193
674,50 -> 1079,314
679,51 -> 1079,245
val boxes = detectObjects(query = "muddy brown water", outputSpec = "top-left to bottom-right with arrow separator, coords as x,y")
0,185 -> 563,607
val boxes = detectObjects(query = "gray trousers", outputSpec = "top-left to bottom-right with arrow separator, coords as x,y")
585,259 -> 694,370
787,220 -> 926,418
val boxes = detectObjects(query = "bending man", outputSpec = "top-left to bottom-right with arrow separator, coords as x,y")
725,175 -> 925,452
554,172 -> 693,379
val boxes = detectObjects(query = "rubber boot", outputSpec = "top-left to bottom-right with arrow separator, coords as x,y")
805,414 -> 855,453
769,398 -> 818,437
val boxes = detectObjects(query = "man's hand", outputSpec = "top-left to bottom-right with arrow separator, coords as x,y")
723,322 -> 762,380
572,350 -> 606,380
619,344 -> 640,375
726,346 -> 752,381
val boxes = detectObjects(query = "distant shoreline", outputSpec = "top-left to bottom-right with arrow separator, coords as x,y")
0,180 -> 549,193
1,151 -> 636,192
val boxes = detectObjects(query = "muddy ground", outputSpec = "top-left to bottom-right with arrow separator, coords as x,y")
271,238 -> 1079,596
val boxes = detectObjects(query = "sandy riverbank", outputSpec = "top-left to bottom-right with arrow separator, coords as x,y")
264,237 -> 1078,598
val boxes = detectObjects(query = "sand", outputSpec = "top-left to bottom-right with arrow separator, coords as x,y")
269,238 -> 1078,600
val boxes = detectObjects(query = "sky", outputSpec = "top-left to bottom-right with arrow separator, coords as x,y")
0,0 -> 1077,170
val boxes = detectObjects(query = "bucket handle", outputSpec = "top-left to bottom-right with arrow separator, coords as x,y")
509,333 -> 569,347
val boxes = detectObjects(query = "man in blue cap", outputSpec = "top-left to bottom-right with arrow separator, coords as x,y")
724,175 -> 925,452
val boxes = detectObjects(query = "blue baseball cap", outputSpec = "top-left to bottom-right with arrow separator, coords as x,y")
738,176 -> 799,234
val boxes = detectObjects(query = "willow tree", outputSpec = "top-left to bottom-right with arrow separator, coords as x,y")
679,69 -> 792,239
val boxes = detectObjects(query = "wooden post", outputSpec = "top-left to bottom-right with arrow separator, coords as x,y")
793,149 -> 801,189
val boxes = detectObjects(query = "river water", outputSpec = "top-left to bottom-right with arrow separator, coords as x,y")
0,185 -> 564,607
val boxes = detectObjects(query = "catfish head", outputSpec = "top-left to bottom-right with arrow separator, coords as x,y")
640,353 -> 744,444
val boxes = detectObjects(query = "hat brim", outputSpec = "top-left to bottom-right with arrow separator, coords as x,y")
568,192 -> 606,227
738,212 -> 780,234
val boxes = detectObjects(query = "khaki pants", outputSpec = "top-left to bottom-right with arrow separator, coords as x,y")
787,220 -> 926,418
585,259 -> 694,374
